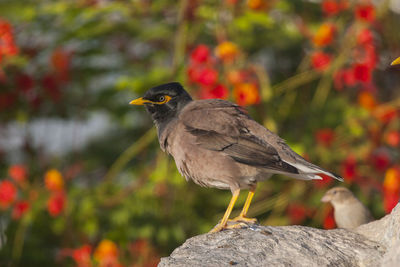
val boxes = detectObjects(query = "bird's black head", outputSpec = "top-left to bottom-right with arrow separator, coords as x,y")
130,82 -> 193,130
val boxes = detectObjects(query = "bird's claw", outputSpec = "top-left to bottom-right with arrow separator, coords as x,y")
209,221 -> 251,233
229,215 -> 257,224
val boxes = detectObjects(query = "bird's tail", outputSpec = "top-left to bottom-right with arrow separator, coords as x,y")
283,161 -> 343,181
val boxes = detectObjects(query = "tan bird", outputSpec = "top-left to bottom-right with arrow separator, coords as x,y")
130,82 -> 343,232
321,187 -> 373,229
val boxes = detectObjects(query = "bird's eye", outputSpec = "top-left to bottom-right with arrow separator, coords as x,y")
158,95 -> 165,102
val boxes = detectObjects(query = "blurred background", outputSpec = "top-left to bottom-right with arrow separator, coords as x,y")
1,0 -> 400,266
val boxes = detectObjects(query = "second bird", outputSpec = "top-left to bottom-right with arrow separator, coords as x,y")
130,82 -> 343,232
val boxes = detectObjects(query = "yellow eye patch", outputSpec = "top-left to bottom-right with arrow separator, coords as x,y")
129,95 -> 172,105
154,95 -> 171,104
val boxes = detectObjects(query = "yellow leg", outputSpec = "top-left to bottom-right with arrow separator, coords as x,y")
230,186 -> 257,224
209,189 -> 240,233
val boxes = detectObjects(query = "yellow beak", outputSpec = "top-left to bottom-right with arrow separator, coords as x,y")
129,97 -> 153,105
391,57 -> 400,66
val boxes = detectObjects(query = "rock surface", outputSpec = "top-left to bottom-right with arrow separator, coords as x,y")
159,204 -> 400,267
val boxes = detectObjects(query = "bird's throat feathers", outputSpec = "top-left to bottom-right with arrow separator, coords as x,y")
147,96 -> 192,138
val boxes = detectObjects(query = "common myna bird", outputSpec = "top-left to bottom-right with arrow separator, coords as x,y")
321,187 -> 373,229
130,82 -> 343,232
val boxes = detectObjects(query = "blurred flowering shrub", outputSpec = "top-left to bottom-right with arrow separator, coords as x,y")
0,0 -> 400,266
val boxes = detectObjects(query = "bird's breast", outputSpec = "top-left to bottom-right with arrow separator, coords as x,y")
165,124 -> 259,190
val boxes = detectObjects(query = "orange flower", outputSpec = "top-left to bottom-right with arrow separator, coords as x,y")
94,239 -> 118,262
233,83 -> 260,106
385,131 -> 400,147
312,23 -> 336,47
247,0 -> 267,10
44,169 -> 64,191
8,164 -> 27,184
215,41 -> 239,62
358,91 -> 376,111
51,48 -> 70,73
384,167 -> 400,194
226,70 -> 245,85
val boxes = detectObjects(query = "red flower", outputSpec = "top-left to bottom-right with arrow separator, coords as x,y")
323,207 -> 336,229
322,0 -> 340,16
370,150 -> 391,172
355,4 -> 375,22
386,131 -> 400,147
341,155 -> 357,182
51,48 -> 71,82
12,200 -> 30,219
287,203 -> 308,224
187,66 -> 218,86
333,69 -> 356,91
47,192 -> 66,217
190,44 -> 210,64
357,29 -> 374,45
315,128 -> 335,147
130,239 -> 150,256
197,68 -> 218,86
383,192 -> 399,214
353,63 -> 371,82
72,244 -> 92,267
377,108 -> 398,124
16,73 -> 34,95
311,52 -> 332,71
200,84 -> 229,99
187,65 -> 202,84
8,164 -> 27,184
42,74 -> 61,102
0,180 -> 17,208
0,19 -> 19,60
0,92 -> 16,111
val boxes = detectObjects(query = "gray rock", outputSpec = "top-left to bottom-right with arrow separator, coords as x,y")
159,204 -> 400,267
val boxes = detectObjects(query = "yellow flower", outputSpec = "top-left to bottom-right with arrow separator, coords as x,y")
215,41 -> 239,62
44,169 -> 64,191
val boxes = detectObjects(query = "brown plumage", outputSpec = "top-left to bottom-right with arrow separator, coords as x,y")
321,187 -> 373,229
130,82 -> 343,232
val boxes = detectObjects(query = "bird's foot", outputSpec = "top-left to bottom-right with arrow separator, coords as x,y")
229,215 -> 257,224
209,221 -> 250,233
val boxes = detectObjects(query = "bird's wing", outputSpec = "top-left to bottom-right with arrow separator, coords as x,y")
180,100 -> 299,174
